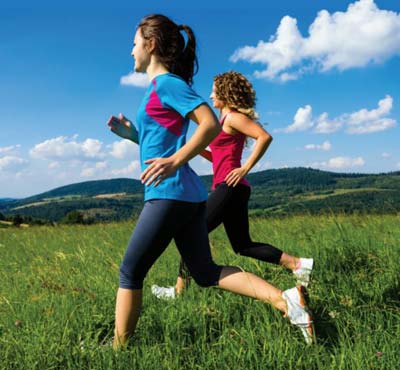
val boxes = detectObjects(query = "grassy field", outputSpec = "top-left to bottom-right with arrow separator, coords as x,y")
0,215 -> 399,369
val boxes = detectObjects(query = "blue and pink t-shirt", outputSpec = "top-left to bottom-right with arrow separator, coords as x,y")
209,113 -> 251,190
136,73 -> 208,202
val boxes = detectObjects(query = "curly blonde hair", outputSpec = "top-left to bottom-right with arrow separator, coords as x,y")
214,71 -> 258,120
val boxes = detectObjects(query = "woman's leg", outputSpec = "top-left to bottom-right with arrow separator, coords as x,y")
114,289 -> 142,348
217,268 -> 314,344
174,202 -> 223,288
174,201 -> 314,344
222,184 -> 301,270
114,200 -> 187,348
173,184 -> 298,294
173,184 -> 233,292
279,253 -> 300,271
175,259 -> 191,294
218,266 -> 287,312
175,276 -> 186,295
174,202 -> 285,311
222,185 -> 313,286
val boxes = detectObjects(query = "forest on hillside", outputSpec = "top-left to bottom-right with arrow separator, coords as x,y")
1,168 -> 399,225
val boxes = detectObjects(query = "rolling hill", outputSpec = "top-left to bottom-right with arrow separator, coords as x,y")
1,167 -> 399,223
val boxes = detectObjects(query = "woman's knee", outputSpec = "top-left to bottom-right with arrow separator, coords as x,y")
231,241 -> 250,255
190,265 -> 222,288
119,264 -> 144,290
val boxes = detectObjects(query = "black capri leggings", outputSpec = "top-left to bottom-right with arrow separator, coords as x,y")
119,199 -> 222,289
179,183 -> 282,278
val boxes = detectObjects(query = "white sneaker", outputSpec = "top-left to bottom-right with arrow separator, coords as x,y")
293,258 -> 314,287
282,286 -> 314,345
151,285 -> 176,300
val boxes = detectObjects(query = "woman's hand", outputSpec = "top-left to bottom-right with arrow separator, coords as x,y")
107,114 -> 139,143
140,157 -> 179,187
225,167 -> 248,187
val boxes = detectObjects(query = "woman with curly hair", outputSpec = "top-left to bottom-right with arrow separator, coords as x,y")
153,71 -> 314,298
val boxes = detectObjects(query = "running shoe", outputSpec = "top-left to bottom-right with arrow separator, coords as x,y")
293,258 -> 314,287
282,286 -> 314,345
151,285 -> 176,300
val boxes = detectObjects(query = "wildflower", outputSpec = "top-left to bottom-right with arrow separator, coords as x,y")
328,310 -> 339,319
340,295 -> 353,307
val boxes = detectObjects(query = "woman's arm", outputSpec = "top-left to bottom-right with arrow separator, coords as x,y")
107,114 -> 139,144
140,104 -> 220,186
224,112 -> 273,187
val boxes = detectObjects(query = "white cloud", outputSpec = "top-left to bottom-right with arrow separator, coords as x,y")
280,105 -> 313,133
95,161 -> 108,169
81,168 -> 96,178
348,95 -> 392,123
304,141 -> 332,151
0,145 -> 21,154
314,113 -> 344,134
110,161 -> 140,177
345,95 -> 396,134
0,155 -> 29,172
232,15 -> 304,81
30,136 -> 105,161
231,0 -> 400,81
109,140 -> 138,160
81,139 -> 104,158
120,72 -> 149,87
189,155 -> 213,176
381,152 -> 391,158
81,161 -> 109,178
346,117 -> 396,134
279,95 -> 396,134
312,156 -> 365,169
56,172 -> 69,180
48,161 -> 60,169
254,161 -> 273,171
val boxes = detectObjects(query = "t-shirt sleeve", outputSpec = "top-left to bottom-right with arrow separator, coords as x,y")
158,76 -> 206,118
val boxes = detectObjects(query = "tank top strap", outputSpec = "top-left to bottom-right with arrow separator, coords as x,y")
219,110 -> 235,125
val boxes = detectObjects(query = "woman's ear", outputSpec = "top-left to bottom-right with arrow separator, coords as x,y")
146,38 -> 156,53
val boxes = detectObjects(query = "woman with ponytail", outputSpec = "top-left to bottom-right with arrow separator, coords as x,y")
108,16 -> 314,348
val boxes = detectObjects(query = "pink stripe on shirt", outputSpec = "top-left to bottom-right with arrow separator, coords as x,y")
145,80 -> 183,137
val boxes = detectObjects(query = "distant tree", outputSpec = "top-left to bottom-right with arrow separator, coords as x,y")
12,214 -> 24,226
0,212 -> 5,221
292,187 -> 303,195
62,210 -> 85,224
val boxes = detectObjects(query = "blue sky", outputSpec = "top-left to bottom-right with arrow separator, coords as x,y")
1,0 -> 399,198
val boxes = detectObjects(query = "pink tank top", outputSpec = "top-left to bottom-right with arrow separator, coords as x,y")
209,112 -> 251,190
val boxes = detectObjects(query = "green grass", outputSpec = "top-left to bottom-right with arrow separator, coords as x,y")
0,215 -> 399,369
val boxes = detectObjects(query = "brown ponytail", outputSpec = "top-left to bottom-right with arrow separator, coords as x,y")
176,25 -> 198,85
138,15 -> 198,85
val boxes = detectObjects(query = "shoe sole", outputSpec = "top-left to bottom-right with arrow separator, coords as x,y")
297,285 -> 316,345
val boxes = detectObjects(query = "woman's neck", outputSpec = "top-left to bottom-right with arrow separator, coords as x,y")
220,106 -> 233,117
146,60 -> 169,81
